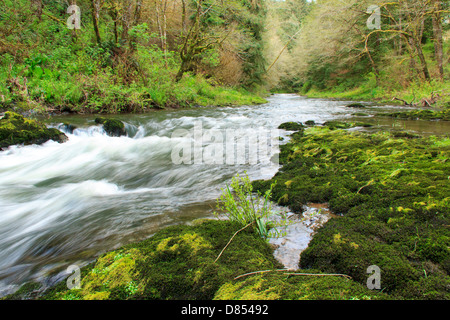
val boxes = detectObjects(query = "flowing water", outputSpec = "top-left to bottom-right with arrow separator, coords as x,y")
0,94 -> 448,296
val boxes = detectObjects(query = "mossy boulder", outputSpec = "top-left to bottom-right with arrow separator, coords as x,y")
41,220 -> 282,300
0,112 -> 68,150
214,271 -> 389,300
278,122 -> 305,131
59,123 -> 78,134
95,117 -> 127,137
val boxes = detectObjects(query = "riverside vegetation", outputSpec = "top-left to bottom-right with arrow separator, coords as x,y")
0,0 -> 268,115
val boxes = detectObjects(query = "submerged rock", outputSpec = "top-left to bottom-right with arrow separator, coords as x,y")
0,112 -> 68,150
95,117 -> 127,137
269,204 -> 331,270
59,123 -> 78,134
346,103 -> 366,108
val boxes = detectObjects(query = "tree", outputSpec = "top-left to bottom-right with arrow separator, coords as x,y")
91,0 -> 103,45
431,0 -> 445,81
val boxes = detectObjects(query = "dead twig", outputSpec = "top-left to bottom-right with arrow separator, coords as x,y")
214,221 -> 254,264
284,272 -> 353,280
234,269 -> 294,280
233,269 -> 353,281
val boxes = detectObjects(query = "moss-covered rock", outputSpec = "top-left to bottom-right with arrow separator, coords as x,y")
323,120 -> 353,130
0,112 -> 68,150
278,122 -> 305,131
378,109 -> 450,121
253,127 -> 450,299
41,220 -> 282,300
95,117 -> 127,137
214,271 -> 389,300
1,282 -> 43,300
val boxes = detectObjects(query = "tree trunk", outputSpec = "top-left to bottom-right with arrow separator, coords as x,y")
91,0 -> 102,45
110,8 -> 119,44
134,0 -> 142,25
181,0 -> 187,34
431,0 -> 444,81
410,37 -> 431,81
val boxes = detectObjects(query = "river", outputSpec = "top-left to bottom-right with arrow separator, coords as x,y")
0,94 -> 448,296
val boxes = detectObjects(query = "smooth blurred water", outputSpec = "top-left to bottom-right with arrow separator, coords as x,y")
0,94 -> 447,296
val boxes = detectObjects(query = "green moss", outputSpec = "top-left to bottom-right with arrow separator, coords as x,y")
41,220 -> 282,300
253,127 -> 450,299
95,117 -> 126,137
214,271 -> 389,300
378,109 -> 450,121
2,282 -> 43,300
278,122 -> 305,131
323,121 -> 354,130
0,112 -> 68,150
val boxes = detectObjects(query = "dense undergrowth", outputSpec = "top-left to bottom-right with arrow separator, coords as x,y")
253,124 -> 450,299
0,0 -> 268,115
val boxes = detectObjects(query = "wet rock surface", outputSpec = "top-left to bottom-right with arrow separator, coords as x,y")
269,204 -> 331,270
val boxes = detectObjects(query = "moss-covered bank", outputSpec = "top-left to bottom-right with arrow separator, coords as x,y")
377,109 -> 450,121
8,219 -> 387,300
0,112 -> 67,150
253,125 -> 450,299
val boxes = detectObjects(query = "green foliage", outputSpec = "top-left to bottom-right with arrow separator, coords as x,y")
215,172 -> 285,240
0,0 -> 267,114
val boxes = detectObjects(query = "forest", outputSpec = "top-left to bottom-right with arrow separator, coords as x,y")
1,0 -> 449,114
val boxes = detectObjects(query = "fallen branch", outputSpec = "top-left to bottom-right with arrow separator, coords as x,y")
284,272 -> 353,280
391,96 -> 416,107
234,269 -> 294,280
214,221 -> 254,264
233,269 -> 353,281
